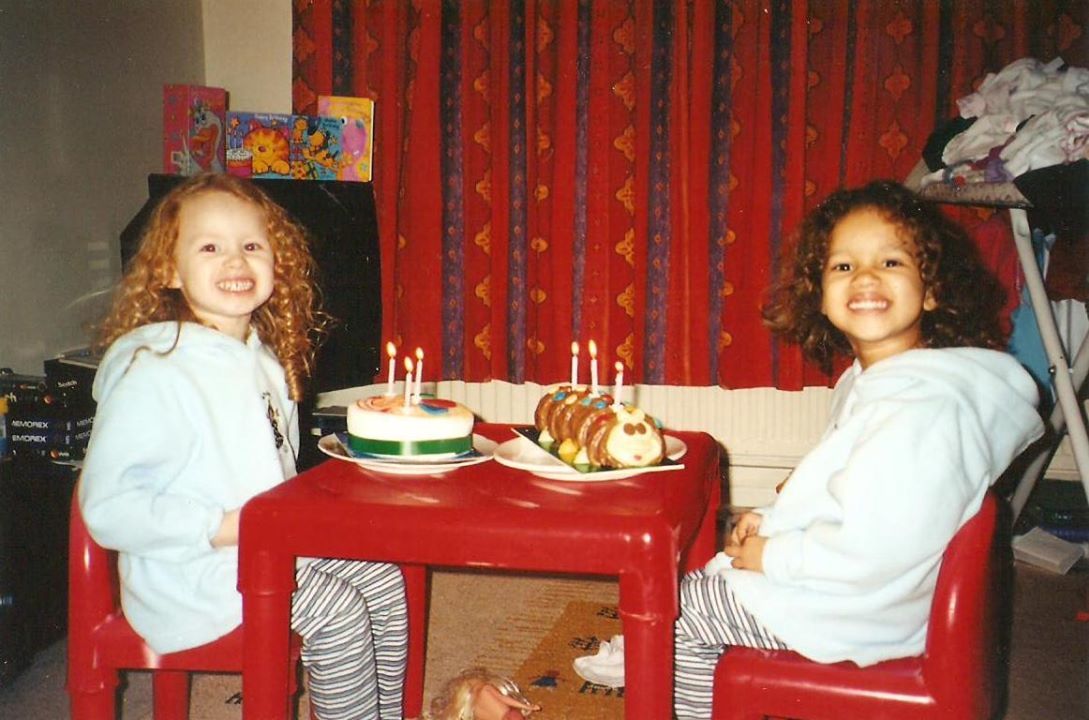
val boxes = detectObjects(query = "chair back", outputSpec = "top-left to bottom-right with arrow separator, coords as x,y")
923,490 -> 1004,714
67,487 -> 123,666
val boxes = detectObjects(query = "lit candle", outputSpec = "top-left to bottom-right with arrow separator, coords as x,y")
414,347 -> 424,403
588,340 -> 598,395
570,341 -> 579,386
403,356 -> 414,407
613,361 -> 624,407
385,342 -> 397,396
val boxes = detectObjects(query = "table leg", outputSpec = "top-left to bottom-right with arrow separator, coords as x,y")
618,572 -> 675,720
684,476 -> 721,573
241,552 -> 295,720
401,564 -> 429,718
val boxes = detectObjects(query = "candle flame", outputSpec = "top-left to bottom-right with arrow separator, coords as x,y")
588,340 -> 597,358
615,361 -> 623,372
571,341 -> 579,355
415,347 -> 424,360
404,357 -> 414,372
386,341 -> 396,357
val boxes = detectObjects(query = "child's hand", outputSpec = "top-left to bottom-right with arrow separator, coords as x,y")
728,511 -> 762,548
724,535 -> 766,574
211,509 -> 240,548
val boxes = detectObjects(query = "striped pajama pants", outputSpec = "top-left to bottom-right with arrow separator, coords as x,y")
292,558 -> 408,720
674,569 -> 788,719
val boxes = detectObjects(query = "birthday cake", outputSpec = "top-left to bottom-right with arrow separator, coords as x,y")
533,385 -> 666,469
346,395 -> 475,458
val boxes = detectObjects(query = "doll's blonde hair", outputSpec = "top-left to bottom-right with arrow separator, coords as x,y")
426,667 -> 535,719
93,173 -> 329,400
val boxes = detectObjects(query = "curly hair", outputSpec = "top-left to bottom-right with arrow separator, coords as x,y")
762,180 -> 1007,373
93,173 -> 330,400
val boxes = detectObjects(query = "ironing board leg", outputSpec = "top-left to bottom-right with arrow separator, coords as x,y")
1007,208 -> 1089,521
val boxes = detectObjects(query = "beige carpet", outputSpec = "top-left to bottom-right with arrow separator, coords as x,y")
135,571 -> 621,720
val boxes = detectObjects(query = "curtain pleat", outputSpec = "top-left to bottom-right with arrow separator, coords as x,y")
294,0 -> 1089,390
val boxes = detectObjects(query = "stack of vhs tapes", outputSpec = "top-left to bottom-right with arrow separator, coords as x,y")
1,351 -> 98,464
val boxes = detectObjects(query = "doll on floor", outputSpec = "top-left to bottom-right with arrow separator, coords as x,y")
425,667 -> 541,720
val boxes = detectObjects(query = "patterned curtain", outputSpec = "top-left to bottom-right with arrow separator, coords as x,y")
293,0 -> 1088,390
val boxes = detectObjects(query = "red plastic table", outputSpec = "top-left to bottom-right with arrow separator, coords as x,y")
239,423 -> 720,719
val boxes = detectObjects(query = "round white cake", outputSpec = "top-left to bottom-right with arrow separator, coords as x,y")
346,395 -> 475,457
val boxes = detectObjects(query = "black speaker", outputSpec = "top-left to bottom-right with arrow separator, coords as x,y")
120,174 -> 382,469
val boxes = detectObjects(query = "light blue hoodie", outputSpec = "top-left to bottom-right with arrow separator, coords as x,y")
725,347 -> 1044,666
79,321 -> 298,654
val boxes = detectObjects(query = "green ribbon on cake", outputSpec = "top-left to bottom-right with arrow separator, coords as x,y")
347,435 -> 473,457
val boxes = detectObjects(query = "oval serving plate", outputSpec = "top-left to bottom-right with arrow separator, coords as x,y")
492,432 -> 685,482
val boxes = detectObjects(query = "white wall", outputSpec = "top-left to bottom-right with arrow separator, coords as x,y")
0,0 -> 292,375
202,0 -> 292,113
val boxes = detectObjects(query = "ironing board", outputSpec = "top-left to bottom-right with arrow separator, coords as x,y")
913,175 -> 1089,523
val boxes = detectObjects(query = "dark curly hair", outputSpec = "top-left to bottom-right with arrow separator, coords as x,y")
762,180 -> 1007,373
93,173 -> 331,400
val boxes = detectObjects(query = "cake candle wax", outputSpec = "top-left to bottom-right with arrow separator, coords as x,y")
613,361 -> 624,407
385,342 -> 397,396
414,348 -> 424,403
588,340 -> 598,395
403,357 -> 414,408
570,341 -> 579,386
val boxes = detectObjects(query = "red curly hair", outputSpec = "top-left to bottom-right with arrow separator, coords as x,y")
93,173 -> 329,400
762,180 -> 1007,374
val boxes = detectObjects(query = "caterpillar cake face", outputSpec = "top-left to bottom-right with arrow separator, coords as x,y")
533,385 -> 666,469
346,395 -> 475,457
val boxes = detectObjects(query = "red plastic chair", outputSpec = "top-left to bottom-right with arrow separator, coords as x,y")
712,490 -> 1006,720
66,490 -> 305,719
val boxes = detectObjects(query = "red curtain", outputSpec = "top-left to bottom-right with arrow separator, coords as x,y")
293,0 -> 1088,390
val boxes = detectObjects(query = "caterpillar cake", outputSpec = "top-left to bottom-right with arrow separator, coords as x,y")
346,395 -> 475,458
533,385 -> 667,469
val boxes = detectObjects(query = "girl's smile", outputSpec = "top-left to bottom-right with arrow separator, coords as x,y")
821,208 -> 936,368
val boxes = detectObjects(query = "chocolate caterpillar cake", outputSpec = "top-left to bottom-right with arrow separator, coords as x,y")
533,385 -> 666,469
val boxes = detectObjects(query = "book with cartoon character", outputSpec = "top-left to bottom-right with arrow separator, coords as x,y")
317,95 -> 375,182
226,112 -> 293,180
163,85 -> 227,176
289,115 -> 345,181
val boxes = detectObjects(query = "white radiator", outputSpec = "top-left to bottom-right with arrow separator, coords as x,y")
319,380 -> 1076,509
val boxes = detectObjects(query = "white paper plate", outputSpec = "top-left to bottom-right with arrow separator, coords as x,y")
492,432 -> 686,482
318,433 -> 497,475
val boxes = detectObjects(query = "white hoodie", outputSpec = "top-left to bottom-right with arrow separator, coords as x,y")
79,322 -> 298,653
724,348 -> 1043,666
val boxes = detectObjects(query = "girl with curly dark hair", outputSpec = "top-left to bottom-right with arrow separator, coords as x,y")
665,180 -> 1044,718
81,173 -> 407,719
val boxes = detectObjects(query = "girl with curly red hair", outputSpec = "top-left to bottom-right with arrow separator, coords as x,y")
81,173 -> 407,719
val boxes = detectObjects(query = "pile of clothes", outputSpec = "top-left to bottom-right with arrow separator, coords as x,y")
917,57 -> 1089,406
921,56 -> 1089,187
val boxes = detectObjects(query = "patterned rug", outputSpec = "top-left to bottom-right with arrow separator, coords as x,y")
510,600 -> 624,720
134,573 -> 622,720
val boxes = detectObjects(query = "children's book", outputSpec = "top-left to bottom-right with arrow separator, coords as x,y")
162,85 -> 227,175
226,112 -> 294,180
290,115 -> 345,181
317,95 -> 375,182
